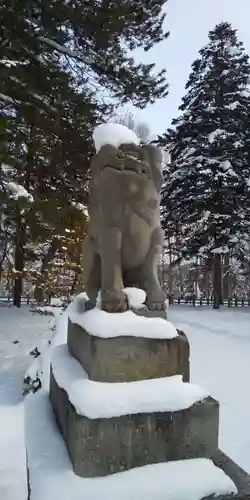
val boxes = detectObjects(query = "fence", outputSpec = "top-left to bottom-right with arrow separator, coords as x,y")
0,296 -> 30,305
168,296 -> 250,307
1,294 -> 250,308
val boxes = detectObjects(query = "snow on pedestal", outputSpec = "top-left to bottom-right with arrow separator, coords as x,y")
125,287 -> 147,309
49,343 -> 219,477
96,287 -> 147,310
69,308 -> 176,339
51,344 -> 207,419
69,288 -> 176,340
25,391 -> 237,500
66,288 -> 184,384
93,123 -> 140,152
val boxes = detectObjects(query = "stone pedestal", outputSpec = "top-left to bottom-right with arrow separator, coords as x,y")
67,319 -> 190,383
25,389 -> 250,499
50,367 -> 219,477
47,311 -> 250,498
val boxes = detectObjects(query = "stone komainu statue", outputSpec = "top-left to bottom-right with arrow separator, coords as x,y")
81,142 -> 165,312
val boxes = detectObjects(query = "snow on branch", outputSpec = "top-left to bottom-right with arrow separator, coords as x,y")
71,202 -> 89,217
0,93 -> 17,105
4,181 -> 34,203
9,76 -> 57,112
39,37 -> 86,62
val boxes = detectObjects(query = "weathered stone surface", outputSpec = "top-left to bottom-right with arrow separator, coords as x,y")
133,308 -> 167,319
80,137 -> 166,313
50,369 -> 218,478
67,318 -> 190,383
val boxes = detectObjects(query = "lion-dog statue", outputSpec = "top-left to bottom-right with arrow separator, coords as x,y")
81,141 -> 165,313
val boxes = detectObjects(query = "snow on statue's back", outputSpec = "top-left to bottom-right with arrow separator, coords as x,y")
93,123 -> 140,152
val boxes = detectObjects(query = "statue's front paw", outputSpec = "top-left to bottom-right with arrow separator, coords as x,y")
146,289 -> 165,311
101,290 -> 128,313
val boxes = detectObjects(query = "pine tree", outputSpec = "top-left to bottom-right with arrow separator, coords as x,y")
1,0 -> 169,305
28,206 -> 88,303
0,167 -> 35,306
0,31 -> 100,305
0,166 -> 11,280
1,0 -> 168,110
158,22 -> 250,308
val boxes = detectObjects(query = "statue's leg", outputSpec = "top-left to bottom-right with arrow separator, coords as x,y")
81,236 -> 101,306
137,227 -> 165,311
100,226 -> 128,312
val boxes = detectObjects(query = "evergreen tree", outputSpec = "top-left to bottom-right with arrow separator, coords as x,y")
0,166 -> 11,279
28,206 -> 88,303
1,0 -> 168,110
158,22 -> 250,308
0,25 -> 101,304
1,0 -> 169,305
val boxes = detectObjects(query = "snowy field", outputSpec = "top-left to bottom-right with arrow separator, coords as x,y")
0,303 -> 250,499
0,306 -> 51,500
169,305 -> 250,473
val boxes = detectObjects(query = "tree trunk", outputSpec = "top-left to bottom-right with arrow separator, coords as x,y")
168,237 -> 173,299
13,210 -> 24,308
13,120 -> 36,306
0,222 -> 9,280
213,254 -> 222,309
34,238 -> 59,303
222,254 -> 230,300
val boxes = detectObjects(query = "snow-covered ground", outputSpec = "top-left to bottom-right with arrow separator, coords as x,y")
0,306 -> 51,500
0,303 -> 250,499
169,305 -> 250,473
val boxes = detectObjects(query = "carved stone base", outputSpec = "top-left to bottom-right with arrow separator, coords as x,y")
67,318 -> 190,383
50,369 -> 218,478
26,391 -> 250,499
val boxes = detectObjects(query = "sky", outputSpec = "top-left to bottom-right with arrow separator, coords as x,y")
129,0 -> 250,138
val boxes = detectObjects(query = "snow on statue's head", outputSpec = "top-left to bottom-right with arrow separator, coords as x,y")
92,123 -> 140,153
91,122 -> 163,188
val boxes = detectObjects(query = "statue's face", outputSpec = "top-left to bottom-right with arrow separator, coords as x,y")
93,143 -> 163,192
117,143 -> 151,177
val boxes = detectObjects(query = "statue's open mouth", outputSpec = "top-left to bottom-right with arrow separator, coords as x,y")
99,159 -> 151,177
